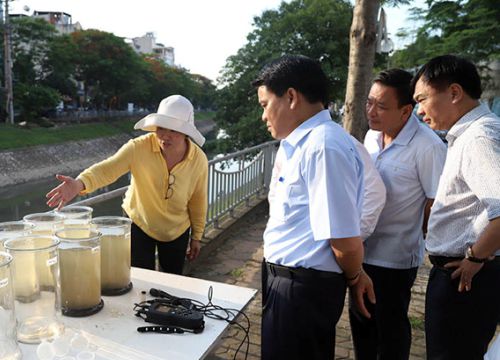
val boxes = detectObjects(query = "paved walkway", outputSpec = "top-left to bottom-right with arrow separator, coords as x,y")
187,200 -> 498,359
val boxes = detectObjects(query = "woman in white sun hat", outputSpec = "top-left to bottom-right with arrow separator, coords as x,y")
46,95 -> 208,274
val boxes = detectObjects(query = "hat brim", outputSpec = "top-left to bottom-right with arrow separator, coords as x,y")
134,113 -> 205,147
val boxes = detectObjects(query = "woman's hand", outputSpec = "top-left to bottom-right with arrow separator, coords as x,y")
46,174 -> 84,209
187,239 -> 201,261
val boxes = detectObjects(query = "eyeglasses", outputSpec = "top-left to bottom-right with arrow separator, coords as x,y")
165,174 -> 175,199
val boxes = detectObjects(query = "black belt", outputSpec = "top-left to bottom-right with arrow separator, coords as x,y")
429,255 -> 500,267
265,262 -> 341,280
428,255 -> 463,267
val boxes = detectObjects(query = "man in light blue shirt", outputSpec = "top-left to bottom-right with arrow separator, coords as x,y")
350,69 -> 447,360
254,55 -> 374,360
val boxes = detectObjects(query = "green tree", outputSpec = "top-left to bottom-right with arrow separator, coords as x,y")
71,30 -> 148,110
7,17 -> 65,122
216,0 -> 353,151
391,0 -> 500,68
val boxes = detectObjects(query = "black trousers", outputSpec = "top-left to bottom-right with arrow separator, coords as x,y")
425,258 -> 500,360
349,263 -> 418,360
131,222 -> 190,275
261,260 -> 346,360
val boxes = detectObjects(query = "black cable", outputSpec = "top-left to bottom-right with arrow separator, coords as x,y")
146,286 -> 251,360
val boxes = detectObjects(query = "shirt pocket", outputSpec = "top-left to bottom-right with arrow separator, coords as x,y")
269,183 -> 307,222
381,159 -> 417,191
269,182 -> 288,222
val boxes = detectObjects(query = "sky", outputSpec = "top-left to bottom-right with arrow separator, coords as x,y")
11,0 -> 425,82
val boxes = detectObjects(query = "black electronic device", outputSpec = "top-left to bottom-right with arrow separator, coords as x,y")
134,299 -> 205,334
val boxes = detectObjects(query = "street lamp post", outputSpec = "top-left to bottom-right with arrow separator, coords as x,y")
3,0 -> 14,124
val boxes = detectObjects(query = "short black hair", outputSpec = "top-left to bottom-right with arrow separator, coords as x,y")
411,55 -> 482,99
373,68 -> 415,107
252,55 -> 329,105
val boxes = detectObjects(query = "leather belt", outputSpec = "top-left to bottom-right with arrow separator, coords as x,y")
265,262 -> 341,280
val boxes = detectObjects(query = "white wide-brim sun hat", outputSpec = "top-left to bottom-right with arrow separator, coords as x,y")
134,95 -> 206,147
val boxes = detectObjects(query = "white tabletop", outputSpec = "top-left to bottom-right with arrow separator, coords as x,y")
19,267 -> 257,360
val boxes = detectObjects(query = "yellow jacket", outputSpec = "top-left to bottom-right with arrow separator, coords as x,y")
78,133 -> 208,241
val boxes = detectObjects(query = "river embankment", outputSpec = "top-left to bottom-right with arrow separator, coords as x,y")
0,119 -> 216,188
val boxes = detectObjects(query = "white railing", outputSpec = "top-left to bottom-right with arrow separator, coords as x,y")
74,140 -> 278,229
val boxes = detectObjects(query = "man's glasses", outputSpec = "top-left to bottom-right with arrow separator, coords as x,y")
165,174 -> 175,199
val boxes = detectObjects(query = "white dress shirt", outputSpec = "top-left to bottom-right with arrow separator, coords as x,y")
364,115 -> 447,269
426,103 -> 500,256
264,110 -> 364,272
351,136 -> 386,240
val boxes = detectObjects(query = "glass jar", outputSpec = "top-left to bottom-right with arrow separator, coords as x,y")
55,228 -> 103,317
91,217 -> 133,295
0,252 -> 22,359
23,213 -> 64,291
4,236 -> 64,344
0,221 -> 34,252
55,206 -> 93,229
23,213 -> 64,237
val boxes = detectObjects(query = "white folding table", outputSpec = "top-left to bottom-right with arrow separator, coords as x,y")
19,267 -> 258,360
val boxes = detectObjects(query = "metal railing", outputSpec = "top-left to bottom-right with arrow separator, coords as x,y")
74,140 -> 278,230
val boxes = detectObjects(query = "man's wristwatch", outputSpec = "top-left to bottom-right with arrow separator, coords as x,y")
465,246 -> 490,263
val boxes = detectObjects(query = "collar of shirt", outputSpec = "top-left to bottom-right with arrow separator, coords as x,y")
369,114 -> 419,153
280,109 -> 331,159
150,133 -> 195,161
446,103 -> 490,145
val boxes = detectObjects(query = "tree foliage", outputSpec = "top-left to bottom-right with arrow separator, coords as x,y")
216,0 -> 353,152
391,0 -> 500,68
1,19 -> 217,123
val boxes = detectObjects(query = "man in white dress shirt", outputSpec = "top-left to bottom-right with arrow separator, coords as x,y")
253,54 -> 374,360
350,68 -> 447,360
412,55 -> 500,360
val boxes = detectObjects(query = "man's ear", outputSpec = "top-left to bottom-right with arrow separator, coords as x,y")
286,88 -> 299,110
401,103 -> 413,119
449,83 -> 464,104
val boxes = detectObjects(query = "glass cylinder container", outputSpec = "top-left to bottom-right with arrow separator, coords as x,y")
91,217 -> 133,295
55,206 -> 93,229
0,221 -> 34,252
55,228 -> 103,317
23,213 -> 64,291
0,252 -> 22,359
4,236 -> 64,344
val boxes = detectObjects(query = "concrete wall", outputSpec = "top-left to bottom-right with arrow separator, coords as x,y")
0,134 -> 133,187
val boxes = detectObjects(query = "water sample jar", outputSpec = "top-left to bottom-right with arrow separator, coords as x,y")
0,252 -> 22,359
91,217 -> 132,295
55,206 -> 93,229
55,229 -> 103,317
0,221 -> 34,252
23,213 -> 64,237
23,213 -> 64,291
4,236 -> 64,344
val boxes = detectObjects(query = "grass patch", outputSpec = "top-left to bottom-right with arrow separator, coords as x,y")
229,267 -> 244,278
0,111 -> 211,151
409,315 -> 425,331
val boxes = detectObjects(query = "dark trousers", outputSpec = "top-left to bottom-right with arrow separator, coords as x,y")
349,263 -> 418,360
425,258 -> 500,360
131,223 -> 190,275
261,260 -> 346,360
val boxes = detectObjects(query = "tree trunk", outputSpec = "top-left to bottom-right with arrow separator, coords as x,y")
343,0 -> 380,141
